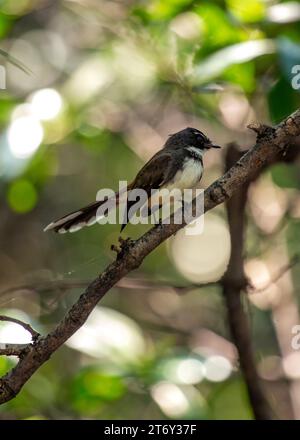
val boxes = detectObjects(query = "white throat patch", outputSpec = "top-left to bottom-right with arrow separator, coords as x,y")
186,146 -> 204,160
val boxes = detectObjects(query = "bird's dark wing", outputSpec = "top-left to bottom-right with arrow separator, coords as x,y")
120,150 -> 179,231
131,150 -> 178,193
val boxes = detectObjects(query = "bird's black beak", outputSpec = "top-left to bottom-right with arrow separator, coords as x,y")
205,142 -> 221,149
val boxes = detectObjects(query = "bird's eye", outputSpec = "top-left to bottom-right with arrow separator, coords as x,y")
197,133 -> 206,141
191,129 -> 208,143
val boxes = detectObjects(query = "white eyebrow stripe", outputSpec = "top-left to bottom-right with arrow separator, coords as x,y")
192,129 -> 207,140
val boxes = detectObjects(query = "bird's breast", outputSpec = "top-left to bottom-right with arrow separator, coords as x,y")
165,158 -> 203,191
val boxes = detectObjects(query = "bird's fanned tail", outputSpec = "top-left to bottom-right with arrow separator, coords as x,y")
44,192 -> 120,234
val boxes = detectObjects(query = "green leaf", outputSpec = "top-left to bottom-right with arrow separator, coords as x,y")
209,379 -> 254,420
194,39 -> 275,83
226,0 -> 266,23
223,62 -> 256,93
70,368 -> 126,415
0,356 -> 11,376
135,0 -> 193,21
268,77 -> 299,124
195,3 -> 245,49
7,179 -> 38,213
0,13 -> 13,38
0,96 -> 17,123
271,163 -> 300,189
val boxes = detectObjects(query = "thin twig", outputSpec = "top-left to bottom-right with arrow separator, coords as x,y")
0,281 -> 90,296
0,344 -> 29,357
0,316 -> 39,340
0,278 -> 217,299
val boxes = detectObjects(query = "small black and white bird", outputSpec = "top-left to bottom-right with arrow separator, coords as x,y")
44,127 -> 220,234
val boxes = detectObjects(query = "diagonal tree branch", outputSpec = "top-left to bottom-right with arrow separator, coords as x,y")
0,109 -> 300,405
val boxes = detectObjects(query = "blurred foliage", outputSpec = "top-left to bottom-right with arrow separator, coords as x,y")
0,0 -> 300,421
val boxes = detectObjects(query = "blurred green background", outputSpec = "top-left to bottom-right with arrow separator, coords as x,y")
0,0 -> 300,420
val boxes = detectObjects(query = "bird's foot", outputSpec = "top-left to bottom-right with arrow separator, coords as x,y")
111,236 -> 135,260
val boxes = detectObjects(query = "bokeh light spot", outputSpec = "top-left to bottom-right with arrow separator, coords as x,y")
170,213 -> 231,283
30,88 -> 63,121
8,116 -> 43,159
204,355 -> 232,382
176,358 -> 205,384
151,382 -> 189,417
67,306 -> 145,362
7,179 -> 37,213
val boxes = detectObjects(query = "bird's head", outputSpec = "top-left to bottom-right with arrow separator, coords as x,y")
165,127 -> 221,151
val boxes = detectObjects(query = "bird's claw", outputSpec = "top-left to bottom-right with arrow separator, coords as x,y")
111,236 -> 135,260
